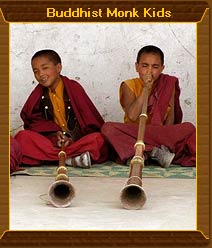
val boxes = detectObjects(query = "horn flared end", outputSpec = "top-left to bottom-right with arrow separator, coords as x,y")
48,180 -> 75,208
120,184 -> 146,210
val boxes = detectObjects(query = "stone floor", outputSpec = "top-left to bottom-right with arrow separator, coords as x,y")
10,176 -> 196,231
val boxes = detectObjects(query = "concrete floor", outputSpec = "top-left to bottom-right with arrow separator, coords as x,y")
10,176 -> 196,231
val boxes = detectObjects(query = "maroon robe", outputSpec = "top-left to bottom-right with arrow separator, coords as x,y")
101,74 -> 196,166
15,75 -> 108,166
145,74 -> 182,125
20,75 -> 104,134
10,136 -> 22,173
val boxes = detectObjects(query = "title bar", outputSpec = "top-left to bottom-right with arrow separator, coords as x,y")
0,1 -> 209,22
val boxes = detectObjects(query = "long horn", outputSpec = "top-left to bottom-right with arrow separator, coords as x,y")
120,86 -> 150,210
48,142 -> 75,208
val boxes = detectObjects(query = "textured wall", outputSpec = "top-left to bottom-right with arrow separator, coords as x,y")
10,23 -> 196,133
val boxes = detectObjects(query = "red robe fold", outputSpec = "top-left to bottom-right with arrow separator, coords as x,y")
15,76 -> 108,166
101,74 -> 196,167
147,74 -> 182,125
15,130 -> 108,165
10,136 -> 22,173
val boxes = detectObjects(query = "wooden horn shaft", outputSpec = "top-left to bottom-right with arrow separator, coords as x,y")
120,88 -> 149,210
48,142 -> 75,208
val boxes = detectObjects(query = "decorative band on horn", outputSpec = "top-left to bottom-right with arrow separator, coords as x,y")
130,155 -> 145,167
55,173 -> 69,181
56,166 -> 67,173
58,150 -> 67,158
139,113 -> 148,118
134,140 -> 145,150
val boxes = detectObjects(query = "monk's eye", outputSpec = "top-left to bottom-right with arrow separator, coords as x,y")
153,65 -> 159,69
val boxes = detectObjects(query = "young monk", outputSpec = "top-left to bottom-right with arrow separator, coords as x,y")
15,49 -> 108,168
101,45 -> 196,167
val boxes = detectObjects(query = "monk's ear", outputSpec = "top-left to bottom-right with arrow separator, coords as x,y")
161,65 -> 165,72
135,62 -> 139,72
56,63 -> 62,73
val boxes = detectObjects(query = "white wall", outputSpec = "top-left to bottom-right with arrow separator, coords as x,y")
10,23 -> 196,133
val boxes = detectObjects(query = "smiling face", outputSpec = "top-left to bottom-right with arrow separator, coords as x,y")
135,52 -> 165,82
31,56 -> 62,91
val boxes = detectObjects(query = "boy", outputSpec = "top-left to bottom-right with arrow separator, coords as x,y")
101,45 -> 196,167
15,49 -> 108,168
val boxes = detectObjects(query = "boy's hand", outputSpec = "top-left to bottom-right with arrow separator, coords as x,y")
56,131 -> 73,147
142,70 -> 154,90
